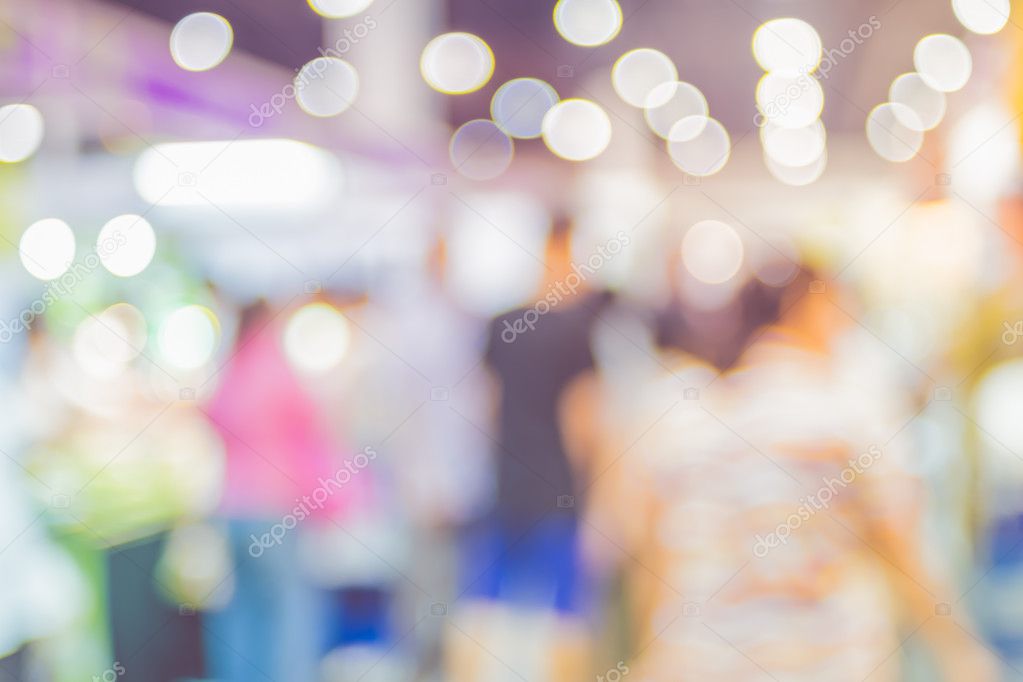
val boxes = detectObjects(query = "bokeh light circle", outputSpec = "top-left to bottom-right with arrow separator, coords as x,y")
72,303 -> 147,378
644,81 -> 709,139
553,0 -> 623,47
158,305 -> 219,370
755,72 -> 824,129
541,98 -> 612,161
295,57 -> 359,117
667,116 -> 731,177
760,120 -> 826,168
682,219 -> 745,284
765,149 -> 827,186
612,48 -> 678,108
169,12 -> 233,72
307,0 -> 375,19
20,218 -> 75,281
420,33 -> 494,95
866,103 -> 924,163
450,119 -> 514,180
97,214 -> 157,278
490,78 -> 559,139
283,303 -> 351,373
752,18 -> 822,75
913,34 -> 972,93
889,73 -> 946,131
0,104 -> 44,163
952,0 -> 1010,35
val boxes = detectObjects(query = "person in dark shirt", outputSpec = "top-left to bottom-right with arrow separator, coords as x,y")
448,215 -> 612,682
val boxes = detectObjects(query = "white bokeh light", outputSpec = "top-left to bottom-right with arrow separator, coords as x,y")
72,303 -> 146,378
283,303 -> 351,373
295,58 -> 359,117
542,98 -> 612,161
682,219 -> 745,285
20,218 -> 75,281
667,116 -> 731,177
866,103 -> 924,163
752,18 -> 822,75
914,34 -> 972,93
450,119 -> 514,180
158,305 -> 219,370
553,0 -> 623,47
97,214 -> 157,278
0,104 -> 44,163
761,120 -> 826,168
889,73 -> 946,131
490,78 -> 559,139
765,149 -> 827,186
952,0 -> 1010,35
420,33 -> 494,95
755,73 -> 824,129
612,49 -> 678,108
169,12 -> 233,72
644,81 -> 709,139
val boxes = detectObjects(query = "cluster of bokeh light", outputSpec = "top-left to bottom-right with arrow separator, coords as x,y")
752,18 -> 827,186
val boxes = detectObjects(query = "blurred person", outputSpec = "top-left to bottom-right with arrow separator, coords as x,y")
346,232 -> 495,678
446,214 -> 613,682
203,298 -> 371,682
579,260 -> 1000,681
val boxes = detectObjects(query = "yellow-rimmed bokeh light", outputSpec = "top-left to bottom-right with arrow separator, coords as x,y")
952,0 -> 1010,35
913,34 -> 972,93
169,12 -> 233,72
752,18 -> 822,75
491,78 -> 559,139
554,0 -> 623,47
0,104 -> 44,163
307,0 -> 375,18
612,48 -> 677,107
420,32 -> 494,95
541,98 -> 612,161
